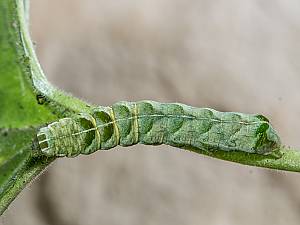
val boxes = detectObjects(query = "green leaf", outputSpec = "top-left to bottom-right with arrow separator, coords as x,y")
0,0 -> 89,214
0,1 -> 55,127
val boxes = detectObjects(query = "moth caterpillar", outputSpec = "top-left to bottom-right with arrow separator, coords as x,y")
35,100 -> 281,157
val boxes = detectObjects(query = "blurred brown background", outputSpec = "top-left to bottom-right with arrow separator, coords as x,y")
2,0 -> 300,224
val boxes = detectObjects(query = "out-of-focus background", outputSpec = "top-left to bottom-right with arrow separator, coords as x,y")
2,0 -> 300,224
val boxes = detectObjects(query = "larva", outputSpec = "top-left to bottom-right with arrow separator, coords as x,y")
35,100 -> 281,157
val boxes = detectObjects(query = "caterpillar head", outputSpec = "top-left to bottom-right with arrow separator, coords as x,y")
254,116 -> 281,155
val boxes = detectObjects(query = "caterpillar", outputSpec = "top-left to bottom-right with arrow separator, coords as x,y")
35,100 -> 281,157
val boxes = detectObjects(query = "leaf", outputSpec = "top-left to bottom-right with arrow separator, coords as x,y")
0,128 -> 52,211
0,0 -> 88,214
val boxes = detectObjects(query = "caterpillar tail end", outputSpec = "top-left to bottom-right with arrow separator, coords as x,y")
31,128 -> 53,157
31,135 -> 48,158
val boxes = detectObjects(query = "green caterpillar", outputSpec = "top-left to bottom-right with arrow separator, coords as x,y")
35,100 -> 281,157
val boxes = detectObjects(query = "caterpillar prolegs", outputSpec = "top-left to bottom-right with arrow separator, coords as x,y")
35,100 -> 281,157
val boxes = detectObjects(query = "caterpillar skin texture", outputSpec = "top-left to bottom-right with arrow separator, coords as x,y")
36,100 -> 281,157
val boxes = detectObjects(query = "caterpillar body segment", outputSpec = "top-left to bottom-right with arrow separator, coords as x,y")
35,100 -> 281,157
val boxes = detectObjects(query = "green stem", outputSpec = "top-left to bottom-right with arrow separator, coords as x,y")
188,146 -> 300,172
